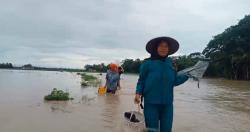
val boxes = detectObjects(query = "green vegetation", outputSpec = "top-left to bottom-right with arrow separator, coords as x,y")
203,15 -> 250,80
120,55 -> 198,73
175,55 -> 198,71
0,63 -> 13,68
81,73 -> 97,81
84,63 -> 108,72
79,73 -> 101,87
83,57 -> 197,74
84,15 -> 250,80
44,88 -> 73,101
0,63 -> 85,72
22,64 -> 34,70
33,67 -> 85,72
122,59 -> 142,73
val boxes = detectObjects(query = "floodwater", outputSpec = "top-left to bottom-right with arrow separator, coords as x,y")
0,69 -> 249,132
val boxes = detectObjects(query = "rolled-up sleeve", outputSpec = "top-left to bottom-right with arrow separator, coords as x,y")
136,61 -> 148,95
174,73 -> 189,86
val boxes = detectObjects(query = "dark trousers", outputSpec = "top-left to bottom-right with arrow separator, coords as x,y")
144,103 -> 173,132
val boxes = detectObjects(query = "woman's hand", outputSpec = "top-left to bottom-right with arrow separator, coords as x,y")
134,94 -> 141,104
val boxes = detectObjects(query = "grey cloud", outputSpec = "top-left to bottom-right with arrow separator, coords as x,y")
0,0 -> 249,68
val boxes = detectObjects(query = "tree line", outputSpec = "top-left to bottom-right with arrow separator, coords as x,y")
85,15 -> 250,80
84,55 -> 198,74
202,15 -> 250,80
0,63 -> 13,68
0,63 -> 84,72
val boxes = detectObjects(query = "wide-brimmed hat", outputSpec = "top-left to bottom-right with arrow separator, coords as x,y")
146,36 -> 179,55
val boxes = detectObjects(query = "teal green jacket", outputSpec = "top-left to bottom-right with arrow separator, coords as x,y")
136,57 -> 189,104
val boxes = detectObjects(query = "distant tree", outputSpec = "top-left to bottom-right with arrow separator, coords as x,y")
84,63 -> 108,72
84,15 -> 250,81
121,58 -> 142,73
203,15 -> 250,80
0,63 -> 13,68
174,55 -> 198,71
22,64 -> 33,70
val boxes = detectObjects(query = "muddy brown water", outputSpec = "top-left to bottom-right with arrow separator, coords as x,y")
0,69 -> 249,132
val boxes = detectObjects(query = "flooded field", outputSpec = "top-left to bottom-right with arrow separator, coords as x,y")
0,69 -> 249,132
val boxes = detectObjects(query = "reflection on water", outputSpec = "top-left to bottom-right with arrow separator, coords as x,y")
47,101 -> 71,113
0,69 -> 249,132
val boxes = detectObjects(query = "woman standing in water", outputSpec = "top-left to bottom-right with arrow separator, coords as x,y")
105,63 -> 120,94
134,37 -> 190,132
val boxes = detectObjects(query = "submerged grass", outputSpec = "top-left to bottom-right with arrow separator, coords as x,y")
80,73 -> 97,81
44,88 -> 73,101
79,73 -> 101,87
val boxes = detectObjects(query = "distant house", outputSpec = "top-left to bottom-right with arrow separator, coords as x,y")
22,64 -> 34,70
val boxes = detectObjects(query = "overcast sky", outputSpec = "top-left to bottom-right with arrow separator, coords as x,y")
0,0 -> 249,68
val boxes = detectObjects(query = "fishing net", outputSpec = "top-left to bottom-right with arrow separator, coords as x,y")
124,110 -> 144,128
177,59 -> 210,88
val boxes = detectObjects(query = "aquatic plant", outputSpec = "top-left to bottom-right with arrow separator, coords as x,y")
80,73 -> 97,81
79,73 -> 101,87
81,80 -> 88,86
44,88 -> 73,101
